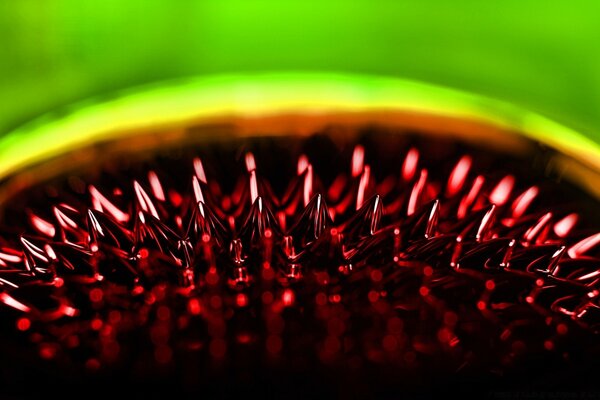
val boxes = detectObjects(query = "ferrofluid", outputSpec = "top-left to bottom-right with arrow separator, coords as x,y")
0,74 -> 599,398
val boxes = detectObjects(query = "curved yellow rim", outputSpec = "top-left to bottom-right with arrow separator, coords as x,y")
1,72 -> 599,185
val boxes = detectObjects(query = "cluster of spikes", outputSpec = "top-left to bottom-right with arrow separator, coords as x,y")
0,141 -> 599,373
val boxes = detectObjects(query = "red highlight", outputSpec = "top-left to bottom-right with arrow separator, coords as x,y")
297,154 -> 309,175
188,298 -> 202,315
282,289 -> 295,306
249,171 -> 259,204
148,171 -> 166,201
89,185 -> 129,223
39,344 -> 57,360
245,152 -> 256,172
368,290 -> 380,303
554,213 -> 578,238
370,269 -> 383,282
237,333 -> 252,344
512,186 -> 539,218
29,214 -> 56,237
138,248 -> 149,259
458,175 -> 484,218
407,170 -> 427,216
134,181 -> 160,219
236,293 -> 249,307
447,155 -> 472,196
0,293 -> 31,313
557,323 -> 568,335
568,232 -> 600,258
192,176 -> 205,204
85,358 -> 100,370
193,157 -> 207,183
91,318 -> 103,331
490,175 -> 515,206
16,317 -> 31,331
402,148 -> 419,181
89,288 -> 103,303
356,166 -> 370,210
524,212 -> 552,242
304,165 -> 313,207
351,145 -> 365,177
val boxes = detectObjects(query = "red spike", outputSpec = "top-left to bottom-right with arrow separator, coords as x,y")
402,148 -> 419,181
425,200 -> 440,239
287,194 -> 331,254
351,145 -> 365,177
341,195 -> 383,250
490,175 -> 515,206
134,181 -> 160,220
20,236 -> 52,271
87,209 -> 134,252
89,185 -> 130,223
0,293 -> 31,313
0,248 -> 23,267
569,232 -> 600,258
148,171 -> 166,201
512,186 -> 539,218
192,175 -> 205,204
133,211 -> 184,264
356,165 -> 370,210
523,212 -> 553,244
230,238 -> 244,265
245,152 -> 256,172
193,157 -> 208,183
304,165 -> 313,207
405,200 -> 440,240
238,197 -> 281,248
187,201 -> 229,248
554,213 -> 578,238
446,155 -> 472,196
458,175 -> 485,218
476,205 -> 496,242
249,170 -> 259,204
1,136 -> 598,383
27,211 -> 56,238
53,205 -> 86,244
297,154 -> 309,175
407,169 -> 427,216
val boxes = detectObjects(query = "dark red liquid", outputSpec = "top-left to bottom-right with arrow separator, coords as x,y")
0,129 -> 599,398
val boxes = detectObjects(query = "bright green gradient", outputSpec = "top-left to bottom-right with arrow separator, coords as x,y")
0,1 -> 599,142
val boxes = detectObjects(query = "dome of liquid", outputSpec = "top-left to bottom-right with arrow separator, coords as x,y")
0,127 -> 598,398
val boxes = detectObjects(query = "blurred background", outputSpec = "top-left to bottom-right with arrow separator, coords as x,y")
1,0 -> 599,141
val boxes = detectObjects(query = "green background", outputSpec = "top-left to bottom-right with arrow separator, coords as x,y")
1,0 -> 599,140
